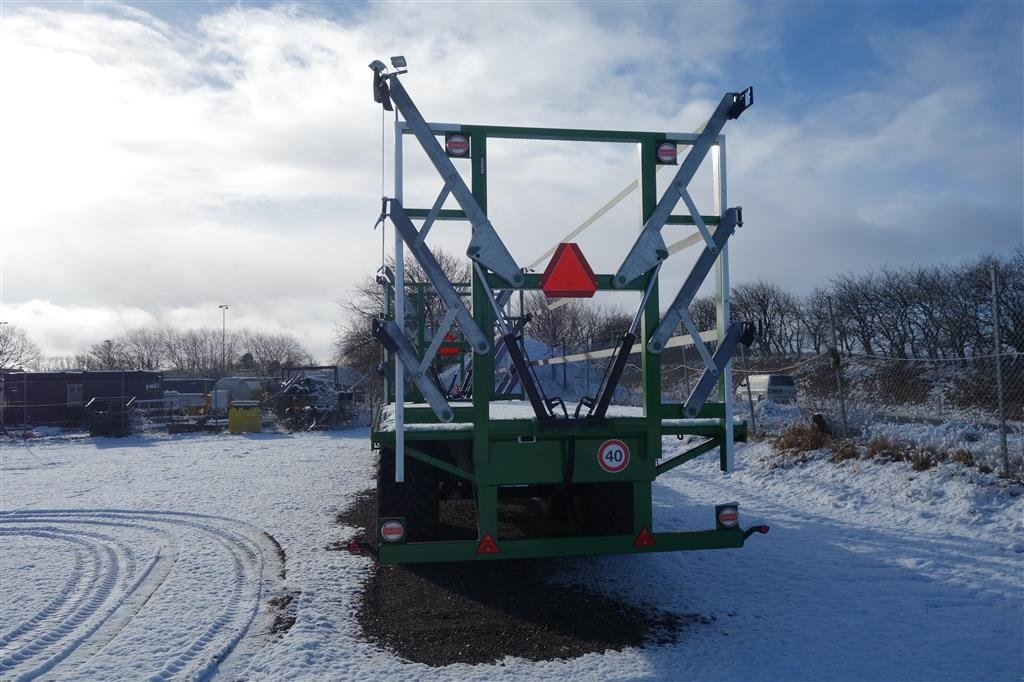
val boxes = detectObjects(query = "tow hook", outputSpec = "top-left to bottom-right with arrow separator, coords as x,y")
742,525 -> 770,540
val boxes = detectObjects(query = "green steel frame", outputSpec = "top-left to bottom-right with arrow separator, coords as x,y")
371,120 -> 751,564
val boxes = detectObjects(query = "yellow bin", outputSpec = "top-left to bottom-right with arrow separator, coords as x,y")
228,401 -> 262,433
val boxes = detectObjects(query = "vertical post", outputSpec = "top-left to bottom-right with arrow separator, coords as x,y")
827,295 -> 850,436
121,369 -> 125,436
218,304 -> 229,377
991,265 -> 1010,475
394,120 -> 405,483
634,136 -> 658,535
740,343 -> 757,437
469,129 -> 496,541
682,346 -> 691,396
585,338 -> 591,394
712,137 -> 734,471
561,342 -> 567,389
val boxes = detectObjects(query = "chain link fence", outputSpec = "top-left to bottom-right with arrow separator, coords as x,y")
723,350 -> 1024,474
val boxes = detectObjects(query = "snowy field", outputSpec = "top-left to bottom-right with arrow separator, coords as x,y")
1,427 -> 1022,681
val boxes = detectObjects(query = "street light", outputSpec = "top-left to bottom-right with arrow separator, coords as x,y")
218,304 -> 229,377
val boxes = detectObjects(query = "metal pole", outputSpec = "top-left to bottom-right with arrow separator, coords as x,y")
562,342 -> 567,389
827,295 -> 849,436
218,304 -> 229,377
740,343 -> 756,437
394,119 -> 405,483
991,265 -> 1009,475
712,137 -> 734,471
585,338 -> 591,394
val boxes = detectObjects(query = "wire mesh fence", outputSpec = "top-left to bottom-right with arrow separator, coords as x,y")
719,350 -> 1024,474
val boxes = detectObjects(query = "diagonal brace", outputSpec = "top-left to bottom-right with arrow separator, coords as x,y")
373,318 -> 455,423
613,87 -> 752,288
385,75 -> 525,288
648,207 -> 742,353
682,321 -> 756,418
388,199 -> 490,355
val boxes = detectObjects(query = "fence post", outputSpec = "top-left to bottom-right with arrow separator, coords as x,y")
561,342 -> 568,390
827,295 -> 850,436
740,344 -> 757,437
991,265 -> 1010,475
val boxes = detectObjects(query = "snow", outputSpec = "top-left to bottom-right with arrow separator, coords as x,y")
2,427 -> 1022,680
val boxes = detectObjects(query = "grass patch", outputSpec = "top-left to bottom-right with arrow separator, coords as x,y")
773,424 -> 831,453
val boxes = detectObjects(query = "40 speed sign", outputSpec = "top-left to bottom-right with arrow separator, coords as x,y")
597,439 -> 630,473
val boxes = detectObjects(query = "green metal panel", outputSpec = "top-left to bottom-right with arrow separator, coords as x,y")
486,272 -> 649,291
666,214 -> 721,225
378,528 -> 746,564
404,208 -> 467,221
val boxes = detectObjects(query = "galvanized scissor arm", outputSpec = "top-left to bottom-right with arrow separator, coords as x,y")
387,199 -> 490,356
648,207 -> 742,353
372,317 -> 454,423
682,321 -> 756,418
613,88 -> 752,289
383,74 -> 525,288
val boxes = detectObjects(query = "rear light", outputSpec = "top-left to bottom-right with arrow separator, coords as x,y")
445,133 -> 470,157
716,503 -> 739,529
380,519 -> 405,543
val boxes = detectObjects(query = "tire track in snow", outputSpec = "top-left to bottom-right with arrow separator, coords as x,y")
0,509 -> 283,680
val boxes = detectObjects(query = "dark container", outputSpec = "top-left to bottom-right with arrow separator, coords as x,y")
83,371 -> 162,402
1,371 -> 85,428
163,378 -> 215,395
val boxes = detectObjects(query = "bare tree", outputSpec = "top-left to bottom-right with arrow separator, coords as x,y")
0,325 -> 41,370
240,331 -> 313,375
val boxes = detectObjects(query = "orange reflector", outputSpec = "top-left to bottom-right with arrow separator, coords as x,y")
438,333 -> 460,358
634,527 -> 656,549
539,243 -> 598,298
475,532 -> 500,555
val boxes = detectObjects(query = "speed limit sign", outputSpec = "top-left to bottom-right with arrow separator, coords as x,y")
597,439 -> 630,473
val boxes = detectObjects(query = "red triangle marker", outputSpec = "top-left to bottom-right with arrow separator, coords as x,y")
633,527 -> 656,549
540,243 -> 598,298
475,532 -> 500,555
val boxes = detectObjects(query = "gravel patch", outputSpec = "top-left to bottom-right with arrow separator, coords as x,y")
334,489 -> 685,666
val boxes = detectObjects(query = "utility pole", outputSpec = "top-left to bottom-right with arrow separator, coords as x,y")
219,304 -> 230,377
827,295 -> 849,436
991,265 -> 1009,475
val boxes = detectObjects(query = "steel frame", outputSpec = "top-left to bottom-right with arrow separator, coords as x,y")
370,67 -> 755,563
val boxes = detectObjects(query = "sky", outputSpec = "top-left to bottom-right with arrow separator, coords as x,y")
1,0 -> 1021,364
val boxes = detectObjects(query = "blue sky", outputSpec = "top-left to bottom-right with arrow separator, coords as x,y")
1,0 -> 1021,361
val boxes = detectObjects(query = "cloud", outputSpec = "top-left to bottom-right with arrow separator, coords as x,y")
0,1 -> 1020,363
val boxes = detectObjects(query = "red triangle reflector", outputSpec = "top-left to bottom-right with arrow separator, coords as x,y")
634,528 -> 656,549
540,243 -> 598,298
475,532 -> 500,555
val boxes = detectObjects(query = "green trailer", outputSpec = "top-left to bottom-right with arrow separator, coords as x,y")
367,57 -> 768,564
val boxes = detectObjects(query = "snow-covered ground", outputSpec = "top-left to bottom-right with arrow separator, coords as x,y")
1,427 -> 1021,680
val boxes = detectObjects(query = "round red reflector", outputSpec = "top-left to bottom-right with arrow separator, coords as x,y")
656,142 -> 677,164
446,134 -> 470,157
380,519 -> 405,542
718,507 -> 739,528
